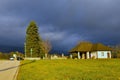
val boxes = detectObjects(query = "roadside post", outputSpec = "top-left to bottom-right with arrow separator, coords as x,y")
24,43 -> 26,58
30,48 -> 33,58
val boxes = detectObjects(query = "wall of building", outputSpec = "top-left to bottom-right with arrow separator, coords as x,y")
97,51 -> 110,58
91,52 -> 97,59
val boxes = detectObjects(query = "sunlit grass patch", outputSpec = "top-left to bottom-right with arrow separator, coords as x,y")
17,59 -> 120,80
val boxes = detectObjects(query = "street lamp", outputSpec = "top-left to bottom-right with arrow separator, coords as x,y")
30,48 -> 33,58
24,43 -> 26,58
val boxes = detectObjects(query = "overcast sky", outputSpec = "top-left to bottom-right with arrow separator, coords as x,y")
0,0 -> 120,53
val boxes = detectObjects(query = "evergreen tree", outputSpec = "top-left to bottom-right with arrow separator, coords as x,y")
25,21 -> 43,57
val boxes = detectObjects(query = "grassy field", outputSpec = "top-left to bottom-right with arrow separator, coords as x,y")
17,59 -> 120,80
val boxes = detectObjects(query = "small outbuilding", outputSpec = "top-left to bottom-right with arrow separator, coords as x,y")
69,42 -> 112,59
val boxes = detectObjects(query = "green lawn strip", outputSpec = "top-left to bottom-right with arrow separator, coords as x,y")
17,59 -> 120,80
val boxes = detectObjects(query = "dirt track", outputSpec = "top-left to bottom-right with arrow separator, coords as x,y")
0,60 -> 20,80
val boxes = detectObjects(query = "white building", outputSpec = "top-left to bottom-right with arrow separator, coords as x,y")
69,42 -> 112,59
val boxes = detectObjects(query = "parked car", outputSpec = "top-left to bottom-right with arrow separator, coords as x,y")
10,57 -> 14,61
17,57 -> 24,61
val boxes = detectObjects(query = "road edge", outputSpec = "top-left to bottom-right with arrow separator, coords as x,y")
13,61 -> 20,80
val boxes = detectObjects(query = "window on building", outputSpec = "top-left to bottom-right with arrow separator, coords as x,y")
101,52 -> 104,56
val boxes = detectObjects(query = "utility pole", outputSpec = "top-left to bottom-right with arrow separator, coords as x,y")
24,43 -> 26,58
30,48 -> 33,58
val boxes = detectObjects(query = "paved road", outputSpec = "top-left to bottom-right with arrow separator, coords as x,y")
0,61 -> 20,80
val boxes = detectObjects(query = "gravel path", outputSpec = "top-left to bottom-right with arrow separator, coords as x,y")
0,60 -> 20,80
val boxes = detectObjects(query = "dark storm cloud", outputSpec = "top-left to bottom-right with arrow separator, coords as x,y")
0,0 -> 120,52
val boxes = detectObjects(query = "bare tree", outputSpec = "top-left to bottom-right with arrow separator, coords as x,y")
111,44 -> 120,58
42,39 -> 52,58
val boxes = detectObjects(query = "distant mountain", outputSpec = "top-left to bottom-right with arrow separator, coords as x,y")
0,45 -> 69,55
0,45 -> 24,53
50,49 -> 69,55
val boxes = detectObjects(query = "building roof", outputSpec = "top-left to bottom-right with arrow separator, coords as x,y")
69,42 -> 93,52
91,43 -> 112,51
69,42 -> 112,53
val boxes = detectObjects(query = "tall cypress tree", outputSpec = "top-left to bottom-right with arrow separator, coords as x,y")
25,21 -> 43,57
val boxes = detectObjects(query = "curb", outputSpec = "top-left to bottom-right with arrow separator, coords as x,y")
13,61 -> 20,80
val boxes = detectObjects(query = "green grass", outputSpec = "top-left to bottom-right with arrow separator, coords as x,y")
17,59 -> 120,80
